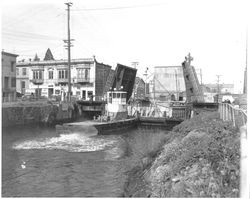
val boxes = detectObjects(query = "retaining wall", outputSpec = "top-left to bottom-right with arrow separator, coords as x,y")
2,104 -> 59,127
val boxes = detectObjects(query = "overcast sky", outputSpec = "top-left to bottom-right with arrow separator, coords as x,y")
1,0 -> 249,93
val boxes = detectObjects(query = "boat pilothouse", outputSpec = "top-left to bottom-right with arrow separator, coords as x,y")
106,89 -> 128,121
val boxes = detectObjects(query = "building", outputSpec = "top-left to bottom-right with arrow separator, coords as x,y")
182,55 -> 204,103
16,49 -> 113,101
153,66 -> 186,101
2,51 -> 18,102
204,83 -> 234,94
16,60 -> 30,94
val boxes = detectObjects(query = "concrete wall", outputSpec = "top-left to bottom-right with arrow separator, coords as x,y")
2,104 -> 59,127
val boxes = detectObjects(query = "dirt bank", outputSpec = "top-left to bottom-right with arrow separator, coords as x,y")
125,112 -> 241,197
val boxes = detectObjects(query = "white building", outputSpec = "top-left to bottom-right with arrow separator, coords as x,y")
16,49 -> 113,101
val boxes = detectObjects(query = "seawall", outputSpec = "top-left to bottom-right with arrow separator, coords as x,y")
1,101 -> 81,127
2,102 -> 59,127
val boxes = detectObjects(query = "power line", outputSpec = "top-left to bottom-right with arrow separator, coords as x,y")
2,29 -> 62,40
71,3 -> 166,12
3,6 -> 45,27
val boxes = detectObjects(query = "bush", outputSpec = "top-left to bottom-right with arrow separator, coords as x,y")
125,129 -> 167,167
149,112 -> 241,197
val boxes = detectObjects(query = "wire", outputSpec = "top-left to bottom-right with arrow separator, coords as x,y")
3,6 -> 45,27
2,29 -> 62,40
71,3 -> 166,12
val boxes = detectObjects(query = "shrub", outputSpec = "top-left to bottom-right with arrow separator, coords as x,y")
148,112 -> 240,197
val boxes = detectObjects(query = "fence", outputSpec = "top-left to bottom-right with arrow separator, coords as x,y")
218,103 -> 248,198
218,103 -> 247,128
128,103 -> 189,120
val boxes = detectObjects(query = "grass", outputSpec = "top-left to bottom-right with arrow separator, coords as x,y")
123,129 -> 169,197
148,112 -> 241,197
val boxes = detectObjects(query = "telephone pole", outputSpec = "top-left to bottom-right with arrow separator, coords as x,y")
243,29 -> 248,94
64,2 -> 73,102
216,75 -> 221,94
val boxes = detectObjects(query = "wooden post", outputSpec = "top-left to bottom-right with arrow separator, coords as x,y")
232,108 -> 235,127
225,103 -> 228,121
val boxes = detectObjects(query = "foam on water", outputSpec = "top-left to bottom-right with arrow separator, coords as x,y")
13,133 -> 116,153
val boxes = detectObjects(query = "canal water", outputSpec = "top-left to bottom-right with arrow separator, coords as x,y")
2,125 -> 162,197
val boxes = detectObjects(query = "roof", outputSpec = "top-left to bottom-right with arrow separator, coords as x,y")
16,58 -> 95,67
44,48 -> 54,60
2,51 -> 18,57
205,83 -> 234,88
155,66 -> 181,68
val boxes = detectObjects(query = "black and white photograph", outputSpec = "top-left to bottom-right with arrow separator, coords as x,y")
1,0 -> 248,197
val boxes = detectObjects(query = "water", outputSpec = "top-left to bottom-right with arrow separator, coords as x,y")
2,125 -> 144,197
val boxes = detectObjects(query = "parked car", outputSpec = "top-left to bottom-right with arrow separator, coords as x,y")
21,93 -> 35,101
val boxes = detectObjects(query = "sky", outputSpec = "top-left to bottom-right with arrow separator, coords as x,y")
1,0 -> 249,93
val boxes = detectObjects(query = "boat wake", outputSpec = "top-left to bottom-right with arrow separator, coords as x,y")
13,133 -> 117,153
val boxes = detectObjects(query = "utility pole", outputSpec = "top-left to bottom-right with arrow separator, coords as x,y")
216,75 -> 221,93
200,68 -> 203,85
143,67 -> 148,97
243,29 -> 248,94
64,2 -> 73,102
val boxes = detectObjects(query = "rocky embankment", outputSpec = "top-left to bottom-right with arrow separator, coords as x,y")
125,112 -> 240,197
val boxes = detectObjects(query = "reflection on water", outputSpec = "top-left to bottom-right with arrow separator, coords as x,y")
2,125 -> 135,197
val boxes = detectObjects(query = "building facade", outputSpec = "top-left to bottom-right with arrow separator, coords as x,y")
16,51 -> 112,101
204,83 -> 234,94
153,66 -> 186,101
16,63 -> 29,94
2,51 -> 18,102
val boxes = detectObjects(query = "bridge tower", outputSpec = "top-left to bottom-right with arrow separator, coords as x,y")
182,53 -> 204,103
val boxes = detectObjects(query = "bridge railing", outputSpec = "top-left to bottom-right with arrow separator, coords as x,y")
218,103 -> 247,128
127,104 -> 190,120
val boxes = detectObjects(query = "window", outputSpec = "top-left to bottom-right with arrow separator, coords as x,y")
58,70 -> 68,79
33,70 -> 43,79
48,70 -> 53,79
21,81 -> 25,89
4,77 -> 9,89
11,77 -> 16,87
77,69 -> 84,78
122,93 -> 127,98
22,68 -> 27,76
85,69 -> 89,79
16,68 -> 19,76
77,68 -> 89,79
11,61 -> 15,72
87,91 -> 93,98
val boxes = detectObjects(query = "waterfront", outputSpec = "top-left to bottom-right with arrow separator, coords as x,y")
2,125 -> 162,197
